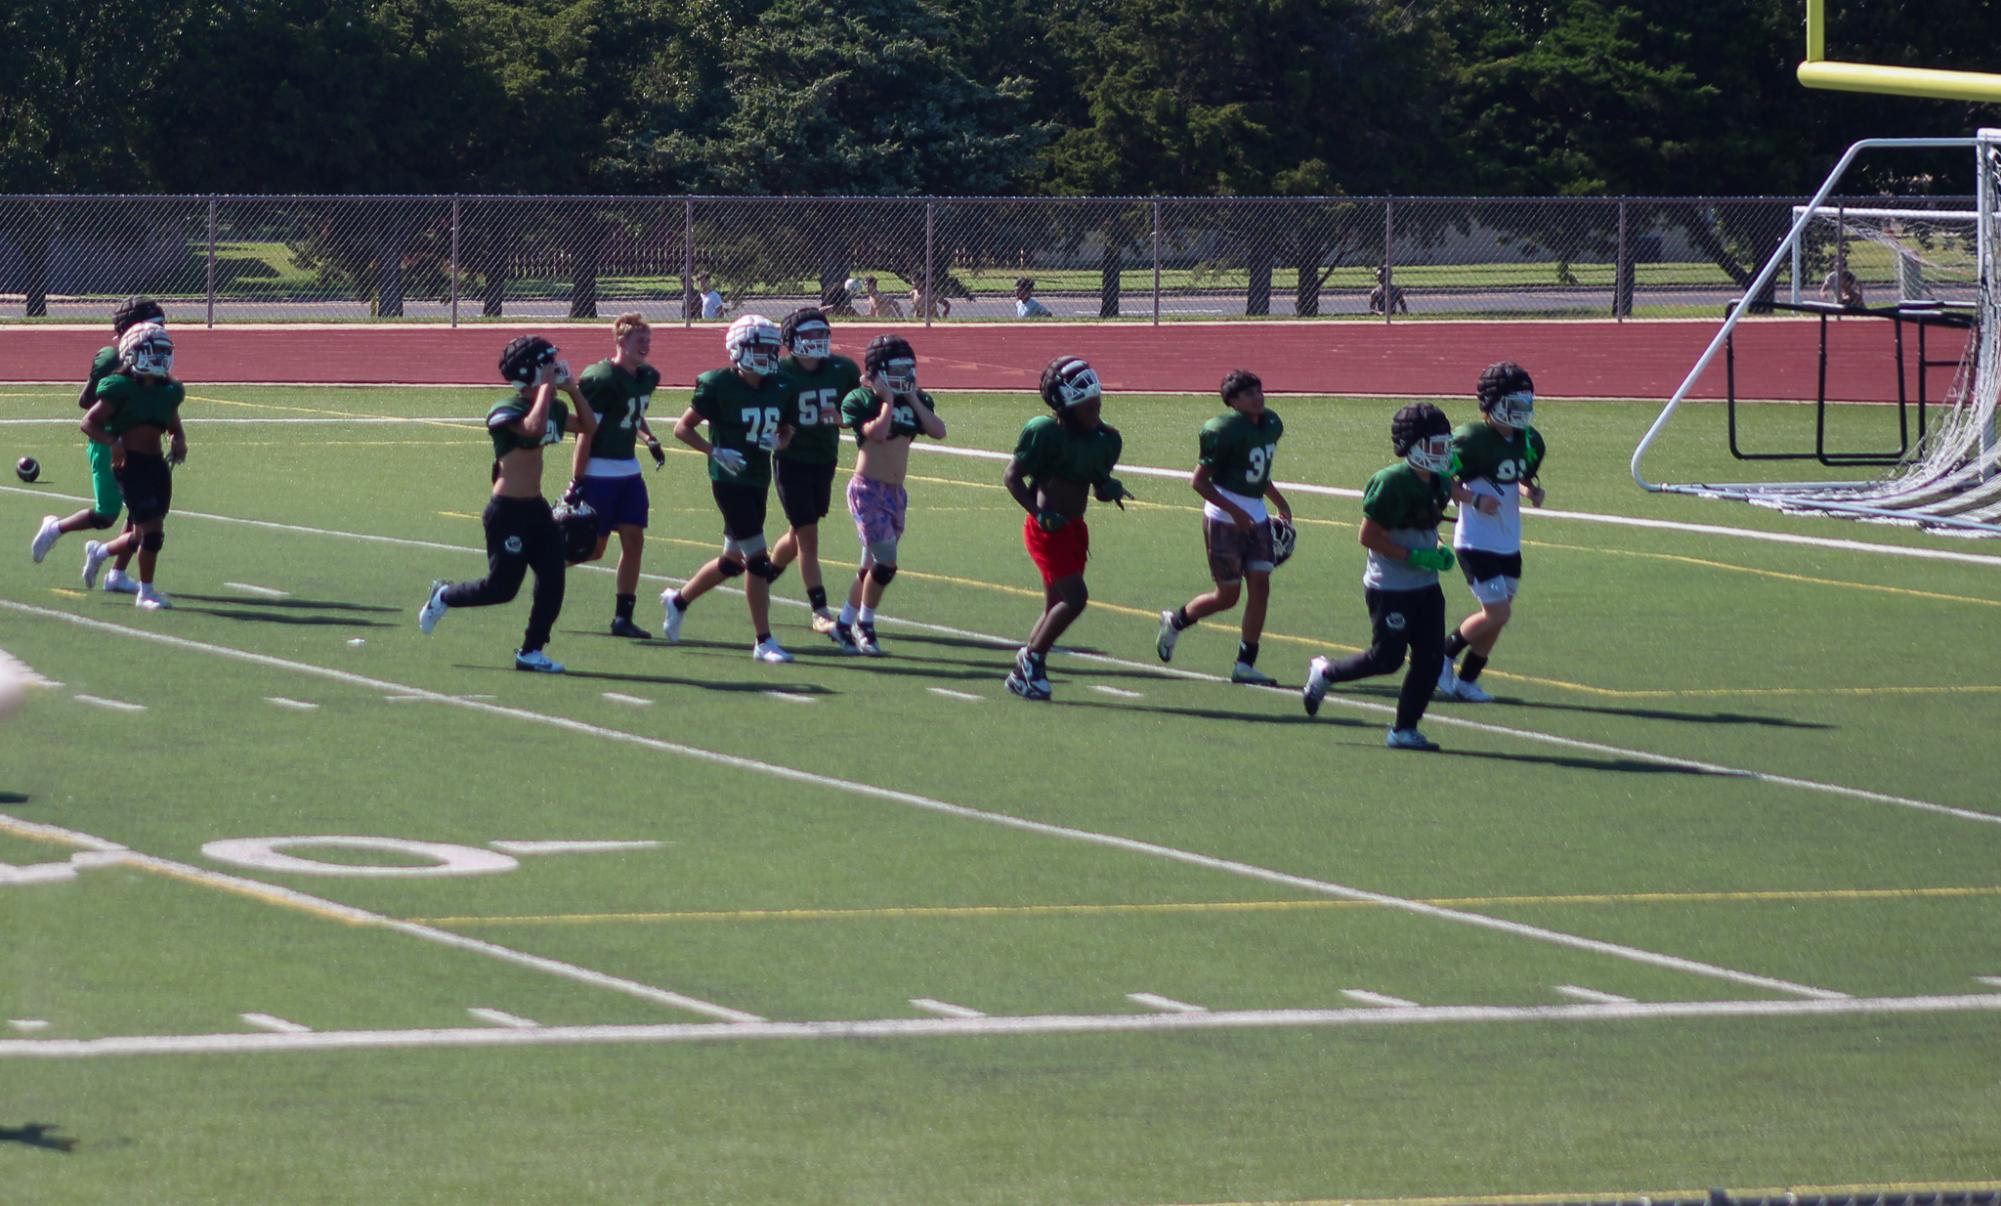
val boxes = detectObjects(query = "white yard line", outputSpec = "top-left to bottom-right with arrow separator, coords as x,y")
926,688 -> 983,702
224,582 -> 290,597
72,694 -> 145,713
1342,989 -> 1420,1009
601,692 -> 653,707
0,808 -> 761,1025
264,697 -> 319,711
1978,976 -> 2001,990
1090,685 -> 1144,699
467,1008 -> 539,1029
1556,985 -> 1635,1005
240,1013 -> 311,1034
7,993 -> 1999,1060
1127,992 -> 1206,1014
7,1020 -> 49,1032
0,601 -> 1846,1001
762,691 -> 817,704
909,998 -> 986,1019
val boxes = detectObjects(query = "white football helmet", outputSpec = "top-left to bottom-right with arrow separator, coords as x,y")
118,322 -> 174,379
726,314 -> 782,376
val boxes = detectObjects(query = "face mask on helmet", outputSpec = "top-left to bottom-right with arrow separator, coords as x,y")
1050,360 -> 1101,409
727,317 -> 782,376
119,324 -> 173,378
1406,433 -> 1453,474
877,357 -> 918,395
789,322 -> 831,361
1490,390 -> 1533,430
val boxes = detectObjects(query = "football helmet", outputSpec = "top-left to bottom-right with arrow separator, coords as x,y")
864,334 -> 918,395
1391,402 -> 1454,474
1040,356 -> 1101,410
726,314 -> 782,376
1268,515 -> 1297,567
1477,361 -> 1535,430
551,500 -> 600,562
117,323 -> 173,378
782,308 -> 832,360
111,296 -> 165,335
499,335 -> 559,384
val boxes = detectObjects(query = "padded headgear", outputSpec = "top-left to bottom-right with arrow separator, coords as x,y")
1268,516 -> 1297,568
117,323 -> 173,378
551,501 -> 600,563
1477,361 -> 1535,429
1040,356 -> 1101,411
1391,403 -> 1454,473
112,296 -> 165,335
864,334 -> 918,394
726,315 -> 782,375
781,308 -> 832,359
499,335 -> 559,384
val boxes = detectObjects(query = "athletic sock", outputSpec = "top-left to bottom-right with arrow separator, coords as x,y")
1443,630 -> 1469,659
1172,606 -> 1194,631
807,585 -> 828,611
756,631 -> 772,645
668,590 -> 690,611
1237,640 -> 1259,666
858,605 -> 877,625
1459,651 -> 1489,683
615,593 -> 636,621
839,603 -> 858,626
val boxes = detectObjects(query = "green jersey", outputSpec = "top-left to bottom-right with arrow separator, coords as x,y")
578,360 -> 660,463
1359,462 -> 1450,591
1198,409 -> 1283,499
777,355 -> 862,465
842,387 -> 938,443
82,346 -> 119,409
93,374 -> 184,435
1011,414 -> 1123,490
690,368 -> 797,487
486,393 -> 568,462
1450,420 -> 1545,553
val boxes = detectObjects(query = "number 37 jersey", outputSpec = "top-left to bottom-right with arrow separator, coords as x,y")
690,368 -> 799,487
1198,409 -> 1283,521
1451,420 -> 1546,554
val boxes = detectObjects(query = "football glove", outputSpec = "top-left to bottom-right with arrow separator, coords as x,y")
646,439 -> 667,469
1036,509 -> 1069,533
712,448 -> 747,476
1406,546 -> 1455,573
1094,476 -> 1134,510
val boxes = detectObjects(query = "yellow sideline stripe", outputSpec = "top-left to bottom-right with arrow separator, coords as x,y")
409,883 -> 2001,927
1169,1180 -> 2001,1206
185,392 -> 469,433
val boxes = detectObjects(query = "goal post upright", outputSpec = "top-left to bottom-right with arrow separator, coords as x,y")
1798,0 -> 2001,103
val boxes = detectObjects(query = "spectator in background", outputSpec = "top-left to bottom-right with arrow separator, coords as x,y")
911,282 -> 951,319
696,272 -> 729,320
1015,277 -> 1053,318
823,278 -> 858,317
1820,262 -> 1865,309
862,276 -> 904,318
1369,266 -> 1409,315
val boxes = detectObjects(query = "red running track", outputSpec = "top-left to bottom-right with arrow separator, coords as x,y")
0,319 -> 1961,402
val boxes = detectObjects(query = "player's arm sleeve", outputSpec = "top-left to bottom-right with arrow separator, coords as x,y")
689,377 -> 718,423
488,403 -> 527,434
1359,473 -> 1397,527
841,388 -> 876,433
1011,421 -> 1047,471
1196,424 -> 1223,470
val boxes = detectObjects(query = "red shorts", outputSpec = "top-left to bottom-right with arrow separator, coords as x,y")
1023,513 -> 1090,585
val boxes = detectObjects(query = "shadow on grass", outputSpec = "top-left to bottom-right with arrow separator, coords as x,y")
0,792 -> 28,804
464,665 -> 838,697
1456,695 -> 1833,730
1065,699 -> 1336,728
175,593 -> 397,614
0,1123 -> 76,1153
168,606 -> 391,629
1431,747 -> 1742,777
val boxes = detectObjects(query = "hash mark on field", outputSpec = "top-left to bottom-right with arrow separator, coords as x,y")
1127,992 -> 1206,1014
224,582 -> 289,598
1091,685 -> 1144,699
240,1013 -> 310,1034
763,691 -> 816,704
7,1020 -> 49,1032
1343,990 -> 1419,1009
602,692 -> 652,707
1556,985 -> 1634,1005
927,688 -> 983,702
1977,976 -> 2001,990
73,694 -> 144,713
264,697 -> 319,711
468,1008 -> 539,1030
910,998 -> 985,1019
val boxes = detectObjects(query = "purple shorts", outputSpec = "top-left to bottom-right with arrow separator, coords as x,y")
847,475 -> 908,548
579,473 -> 649,534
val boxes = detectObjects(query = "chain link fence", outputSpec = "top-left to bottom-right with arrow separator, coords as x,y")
0,194 -> 1979,325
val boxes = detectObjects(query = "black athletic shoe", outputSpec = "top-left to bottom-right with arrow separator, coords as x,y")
609,617 -> 650,639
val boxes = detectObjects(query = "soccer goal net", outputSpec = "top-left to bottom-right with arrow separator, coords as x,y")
1633,131 -> 2001,536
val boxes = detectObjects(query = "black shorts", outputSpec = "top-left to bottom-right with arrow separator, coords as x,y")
774,457 -> 837,529
116,452 -> 173,525
1457,549 -> 1524,584
711,479 -> 769,542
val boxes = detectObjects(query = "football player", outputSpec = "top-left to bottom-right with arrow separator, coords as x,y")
1301,403 -> 1461,750
78,323 -> 186,611
1000,356 -> 1133,700
833,335 -> 947,655
1155,369 -> 1293,685
29,296 -> 157,592
660,315 -> 800,663
1437,361 -> 1547,703
572,312 -> 667,638
417,335 -> 598,672
768,307 -> 862,635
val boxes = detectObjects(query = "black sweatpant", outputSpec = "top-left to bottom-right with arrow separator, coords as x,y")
442,495 -> 566,653
1323,583 -> 1445,731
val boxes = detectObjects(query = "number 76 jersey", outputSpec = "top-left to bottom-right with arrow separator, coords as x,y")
690,367 -> 800,488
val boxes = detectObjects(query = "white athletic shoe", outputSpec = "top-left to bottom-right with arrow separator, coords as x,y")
810,608 -> 839,635
1155,610 -> 1180,662
134,586 -> 171,611
851,622 -> 882,656
1302,655 -> 1332,717
81,540 -> 112,590
659,589 -> 686,643
417,580 -> 449,635
30,516 -> 60,564
1452,677 -> 1495,703
1006,647 -> 1052,701
1230,661 -> 1276,686
102,568 -> 140,595
1386,727 -> 1440,751
752,638 -> 794,664
1436,658 -> 1459,698
514,648 -> 565,673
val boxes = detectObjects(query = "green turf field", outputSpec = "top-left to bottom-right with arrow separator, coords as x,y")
3,382 -> 1999,1204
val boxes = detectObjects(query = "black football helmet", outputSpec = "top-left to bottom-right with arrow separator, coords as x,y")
782,307 -> 833,360
864,334 -> 918,394
1476,361 -> 1535,429
1268,515 -> 1297,568
1391,402 -> 1453,473
551,500 -> 599,562
111,296 -> 165,335
499,335 -> 560,384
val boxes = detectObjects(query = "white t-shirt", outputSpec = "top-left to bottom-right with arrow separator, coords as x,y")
1453,480 -> 1522,553
1202,484 -> 1269,526
700,289 -> 726,319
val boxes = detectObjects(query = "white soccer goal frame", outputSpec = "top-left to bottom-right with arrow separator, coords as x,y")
1631,133 -> 2001,535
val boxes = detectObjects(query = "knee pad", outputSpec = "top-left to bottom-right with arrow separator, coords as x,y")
139,530 -> 165,553
747,553 -> 783,583
868,562 -> 898,587
716,558 -> 746,579
724,532 -> 768,559
87,511 -> 119,530
866,537 -> 900,567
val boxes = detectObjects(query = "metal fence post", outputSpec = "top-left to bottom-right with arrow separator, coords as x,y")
1615,198 -> 1630,321
924,200 -> 936,327
450,195 -> 461,328
1152,201 -> 1162,325
205,197 -> 217,328
683,198 -> 695,328
1382,199 -> 1395,326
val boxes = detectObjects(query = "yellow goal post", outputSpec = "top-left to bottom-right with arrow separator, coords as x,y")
1800,0 -> 2001,103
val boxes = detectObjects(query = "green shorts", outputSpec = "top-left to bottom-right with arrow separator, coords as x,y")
87,440 -> 122,521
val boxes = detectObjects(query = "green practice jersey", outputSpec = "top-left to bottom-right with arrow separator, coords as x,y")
842,388 -> 937,442
93,374 -> 184,435
1011,414 -> 1123,490
578,360 -> 660,462
487,393 -> 568,461
1451,421 -> 1545,490
777,355 -> 862,465
691,367 -> 797,486
1198,409 -> 1283,497
82,346 -> 119,409
1359,462 -> 1450,591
